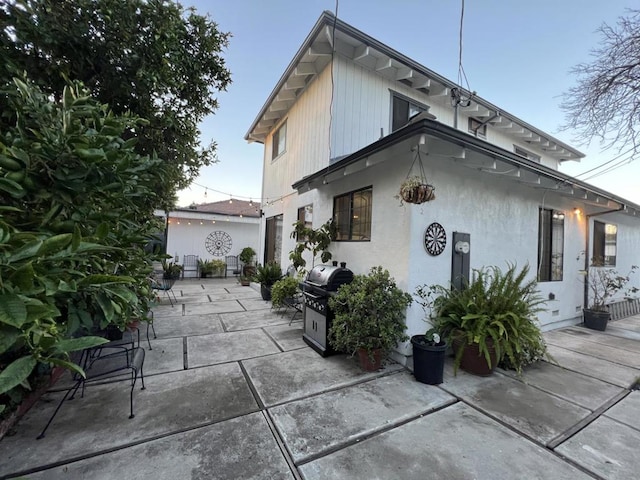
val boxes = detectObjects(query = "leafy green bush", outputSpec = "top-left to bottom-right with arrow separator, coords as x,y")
271,276 -> 299,308
329,266 -> 412,358
0,78 -> 166,415
254,262 -> 282,286
423,264 -> 547,375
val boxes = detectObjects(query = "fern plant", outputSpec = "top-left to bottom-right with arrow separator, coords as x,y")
427,264 -> 547,375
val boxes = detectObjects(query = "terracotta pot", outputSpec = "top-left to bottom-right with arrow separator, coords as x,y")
400,184 -> 436,204
453,336 -> 498,376
357,348 -> 383,371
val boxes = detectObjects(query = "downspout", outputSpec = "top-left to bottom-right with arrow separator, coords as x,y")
583,205 -> 625,310
473,111 -> 500,136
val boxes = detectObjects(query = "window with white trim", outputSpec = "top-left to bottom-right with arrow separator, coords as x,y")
468,117 -> 487,138
271,120 -> 287,160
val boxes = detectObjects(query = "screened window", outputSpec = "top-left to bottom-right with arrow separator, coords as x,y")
333,187 -> 372,241
514,145 -> 541,162
537,208 -> 564,281
272,121 -> 287,160
391,94 -> 428,132
593,221 -> 617,266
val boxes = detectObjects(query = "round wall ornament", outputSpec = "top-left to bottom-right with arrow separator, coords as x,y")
205,231 -> 232,256
424,222 -> 446,256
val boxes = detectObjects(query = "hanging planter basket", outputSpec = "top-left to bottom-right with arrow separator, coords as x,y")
400,176 -> 436,204
397,150 -> 436,205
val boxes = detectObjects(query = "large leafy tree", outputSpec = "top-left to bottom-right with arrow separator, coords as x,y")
0,0 -> 231,205
561,9 -> 640,158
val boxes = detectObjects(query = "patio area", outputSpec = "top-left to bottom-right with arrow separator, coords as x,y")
1,277 -> 639,479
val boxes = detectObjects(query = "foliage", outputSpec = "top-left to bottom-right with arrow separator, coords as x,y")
270,276 -> 299,308
561,9 -> 640,158
422,264 -> 547,375
162,260 -> 183,279
289,219 -> 337,273
239,247 -> 256,266
0,0 -> 232,206
586,263 -> 638,311
0,78 -> 163,414
198,259 -> 225,276
253,262 -> 283,286
328,266 -> 412,358
397,176 -> 435,205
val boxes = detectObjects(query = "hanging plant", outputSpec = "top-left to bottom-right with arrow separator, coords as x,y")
396,149 -> 436,205
399,176 -> 436,204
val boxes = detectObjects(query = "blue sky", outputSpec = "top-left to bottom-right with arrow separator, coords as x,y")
179,0 -> 638,207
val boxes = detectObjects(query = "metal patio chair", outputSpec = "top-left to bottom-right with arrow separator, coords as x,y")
151,276 -> 178,306
225,255 -> 241,278
37,340 -> 145,439
181,254 -> 199,279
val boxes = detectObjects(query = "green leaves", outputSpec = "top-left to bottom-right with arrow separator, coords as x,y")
0,294 -> 28,328
0,356 -> 37,394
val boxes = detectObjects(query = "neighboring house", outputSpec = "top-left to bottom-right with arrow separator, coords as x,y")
245,12 -> 640,364
159,199 -> 261,276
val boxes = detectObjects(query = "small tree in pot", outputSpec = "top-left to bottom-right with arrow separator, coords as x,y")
583,261 -> 638,331
328,267 -> 412,371
411,284 -> 447,385
239,247 -> 256,277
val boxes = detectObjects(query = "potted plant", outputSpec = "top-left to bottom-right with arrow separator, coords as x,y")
271,275 -> 299,309
162,260 -> 183,279
398,176 -> 435,205
198,259 -> 214,278
583,262 -> 638,331
239,247 -> 256,277
289,219 -> 336,273
429,264 -> 547,376
239,275 -> 251,286
254,262 -> 283,301
328,266 -> 412,371
410,328 -> 446,385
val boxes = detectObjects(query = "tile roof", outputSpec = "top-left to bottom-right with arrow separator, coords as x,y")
180,199 -> 261,217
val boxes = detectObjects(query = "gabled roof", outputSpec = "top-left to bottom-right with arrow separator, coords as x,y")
292,118 -> 640,217
246,11 -> 583,162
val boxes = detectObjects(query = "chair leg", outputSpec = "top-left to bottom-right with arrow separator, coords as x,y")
37,381 -> 83,439
164,289 -> 174,307
169,288 -> 177,305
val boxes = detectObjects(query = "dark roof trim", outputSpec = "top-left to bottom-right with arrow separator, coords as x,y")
291,118 -> 640,214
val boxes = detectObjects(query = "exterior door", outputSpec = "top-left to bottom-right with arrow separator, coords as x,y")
265,214 -> 283,264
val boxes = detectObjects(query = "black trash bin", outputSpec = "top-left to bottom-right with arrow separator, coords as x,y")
411,335 -> 446,385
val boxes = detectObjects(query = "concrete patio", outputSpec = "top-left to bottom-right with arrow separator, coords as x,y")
1,277 -> 639,479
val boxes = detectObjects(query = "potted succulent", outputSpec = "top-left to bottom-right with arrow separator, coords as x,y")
239,247 -> 257,277
328,266 -> 412,371
254,262 -> 283,301
429,264 -> 547,376
398,175 -> 435,205
583,262 -> 638,331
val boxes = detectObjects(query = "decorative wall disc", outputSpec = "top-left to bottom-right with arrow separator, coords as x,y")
424,222 -> 446,256
205,231 -> 232,256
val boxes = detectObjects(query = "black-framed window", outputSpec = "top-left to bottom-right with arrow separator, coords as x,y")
537,208 -> 564,282
271,120 -> 287,160
333,187 -> 372,241
593,221 -> 617,266
468,117 -> 487,138
391,93 -> 428,132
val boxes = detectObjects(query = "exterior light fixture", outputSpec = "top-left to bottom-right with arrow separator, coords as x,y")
574,208 -> 581,215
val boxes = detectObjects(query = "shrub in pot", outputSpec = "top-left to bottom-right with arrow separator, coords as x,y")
583,262 -> 638,331
254,262 -> 283,300
239,247 -> 256,276
328,266 -> 412,371
162,260 -> 183,279
430,263 -> 547,376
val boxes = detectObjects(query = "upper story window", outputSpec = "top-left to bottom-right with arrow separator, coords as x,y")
593,221 -> 617,266
468,117 -> 487,139
537,208 -> 564,282
391,93 -> 428,132
333,187 -> 372,241
514,145 -> 541,163
272,120 -> 287,160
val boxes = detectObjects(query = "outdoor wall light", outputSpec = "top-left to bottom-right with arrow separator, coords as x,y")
574,208 -> 581,215
552,212 -> 565,220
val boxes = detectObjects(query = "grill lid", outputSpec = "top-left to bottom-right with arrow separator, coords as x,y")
305,264 -> 353,291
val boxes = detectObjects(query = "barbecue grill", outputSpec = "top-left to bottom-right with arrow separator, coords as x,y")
302,263 -> 354,356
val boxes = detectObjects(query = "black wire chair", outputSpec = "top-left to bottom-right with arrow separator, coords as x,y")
151,276 -> 178,306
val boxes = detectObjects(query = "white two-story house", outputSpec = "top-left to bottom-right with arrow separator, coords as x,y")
246,11 -> 640,366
